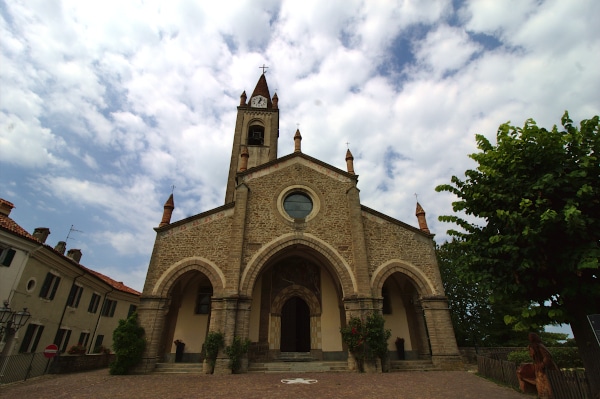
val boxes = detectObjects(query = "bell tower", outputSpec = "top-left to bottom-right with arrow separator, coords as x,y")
225,72 -> 279,203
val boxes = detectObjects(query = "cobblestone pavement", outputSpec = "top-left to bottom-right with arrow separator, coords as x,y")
0,369 -> 530,399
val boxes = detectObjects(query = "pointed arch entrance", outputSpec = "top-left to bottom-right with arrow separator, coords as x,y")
280,297 -> 310,352
160,270 -> 214,363
246,243 -> 345,360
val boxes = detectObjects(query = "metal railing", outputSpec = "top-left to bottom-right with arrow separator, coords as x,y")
0,352 -> 51,384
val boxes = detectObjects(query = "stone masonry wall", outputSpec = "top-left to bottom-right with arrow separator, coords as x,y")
362,214 -> 444,295
142,212 -> 233,296
241,162 -> 357,280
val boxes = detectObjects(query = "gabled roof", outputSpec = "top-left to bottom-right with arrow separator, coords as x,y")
237,151 -> 358,183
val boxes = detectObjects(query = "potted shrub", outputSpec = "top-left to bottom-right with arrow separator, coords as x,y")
225,336 -> 251,373
203,331 -> 224,374
67,343 -> 87,355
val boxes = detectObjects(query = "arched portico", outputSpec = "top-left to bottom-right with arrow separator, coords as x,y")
244,240 -> 346,361
240,233 -> 356,298
370,260 -> 461,365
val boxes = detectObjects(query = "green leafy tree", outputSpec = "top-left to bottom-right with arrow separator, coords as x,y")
436,112 -> 599,395
109,312 -> 146,375
437,242 -> 537,347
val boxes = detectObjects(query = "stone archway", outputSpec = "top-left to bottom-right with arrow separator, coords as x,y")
269,284 -> 322,354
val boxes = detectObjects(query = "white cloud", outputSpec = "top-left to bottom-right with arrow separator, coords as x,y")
1,0 -> 599,292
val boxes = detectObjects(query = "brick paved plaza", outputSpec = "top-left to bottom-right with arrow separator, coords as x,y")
0,369 -> 529,399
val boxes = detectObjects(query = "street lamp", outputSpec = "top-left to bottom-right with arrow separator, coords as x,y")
0,301 -> 31,338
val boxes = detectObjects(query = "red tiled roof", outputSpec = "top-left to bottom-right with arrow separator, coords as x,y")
80,266 -> 141,296
0,199 -> 140,296
0,214 -> 37,241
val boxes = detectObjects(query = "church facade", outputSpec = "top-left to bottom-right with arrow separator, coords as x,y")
136,74 -> 461,373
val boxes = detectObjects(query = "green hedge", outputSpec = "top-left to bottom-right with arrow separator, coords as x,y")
507,347 -> 583,369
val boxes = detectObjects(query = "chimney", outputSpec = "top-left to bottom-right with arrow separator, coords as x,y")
67,248 -> 82,263
0,199 -> 15,217
54,241 -> 67,254
33,227 -> 51,243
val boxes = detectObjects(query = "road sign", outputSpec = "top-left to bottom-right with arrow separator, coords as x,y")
44,344 -> 59,359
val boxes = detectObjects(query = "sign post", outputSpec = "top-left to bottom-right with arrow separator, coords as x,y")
44,344 -> 59,359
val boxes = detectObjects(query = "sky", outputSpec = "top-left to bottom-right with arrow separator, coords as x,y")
1,0 -> 598,338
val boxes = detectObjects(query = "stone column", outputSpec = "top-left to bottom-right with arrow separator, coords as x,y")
134,296 -> 169,374
235,296 -> 252,372
421,295 -> 463,369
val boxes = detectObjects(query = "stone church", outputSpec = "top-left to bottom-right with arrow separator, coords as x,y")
136,73 -> 461,373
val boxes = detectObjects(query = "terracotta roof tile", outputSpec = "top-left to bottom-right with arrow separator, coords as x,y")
0,199 -> 140,296
0,214 -> 37,241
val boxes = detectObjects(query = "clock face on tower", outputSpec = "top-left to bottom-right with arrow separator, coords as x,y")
251,95 -> 267,108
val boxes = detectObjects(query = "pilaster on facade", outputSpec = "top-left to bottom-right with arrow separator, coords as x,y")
225,183 -> 249,295
345,186 -> 371,295
420,295 -> 462,368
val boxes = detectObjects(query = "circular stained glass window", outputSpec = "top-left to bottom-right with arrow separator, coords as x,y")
283,193 -> 313,219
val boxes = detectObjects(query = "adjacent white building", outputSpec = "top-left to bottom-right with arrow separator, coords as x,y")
0,198 -> 140,356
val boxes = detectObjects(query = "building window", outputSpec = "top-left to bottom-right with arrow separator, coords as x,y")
54,328 -> 72,353
195,287 -> 212,314
94,335 -> 104,352
79,332 -> 90,348
88,293 -> 101,313
382,285 -> 392,315
0,247 -> 16,267
100,299 -> 117,317
127,304 -> 137,318
283,192 -> 313,219
39,273 -> 61,300
19,324 -> 44,353
67,284 -> 84,308
247,125 -> 264,145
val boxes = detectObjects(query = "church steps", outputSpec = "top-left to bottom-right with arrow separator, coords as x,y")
153,363 -> 205,374
248,361 -> 349,373
389,360 -> 440,372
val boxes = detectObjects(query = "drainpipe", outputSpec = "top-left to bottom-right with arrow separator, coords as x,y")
90,286 -> 113,354
53,270 -> 86,351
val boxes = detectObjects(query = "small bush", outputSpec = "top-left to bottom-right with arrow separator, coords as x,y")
204,331 -> 224,368
67,344 -> 87,355
508,347 -> 583,369
225,336 -> 251,373
109,312 -> 146,375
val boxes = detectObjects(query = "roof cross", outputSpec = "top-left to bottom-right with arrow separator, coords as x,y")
259,64 -> 269,74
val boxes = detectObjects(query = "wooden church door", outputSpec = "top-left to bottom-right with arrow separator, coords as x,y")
280,297 -> 310,352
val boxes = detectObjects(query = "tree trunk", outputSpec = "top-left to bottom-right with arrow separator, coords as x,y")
566,303 -> 600,398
